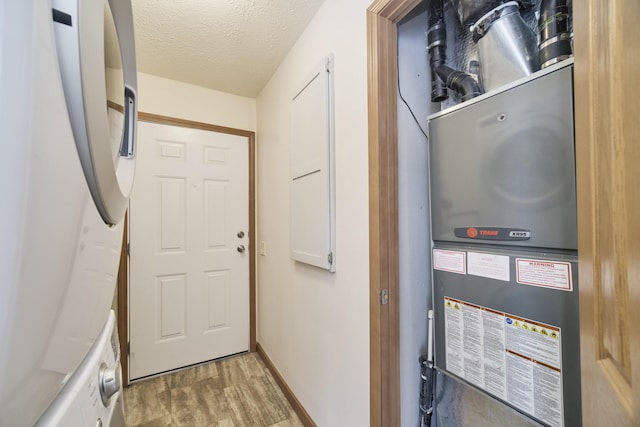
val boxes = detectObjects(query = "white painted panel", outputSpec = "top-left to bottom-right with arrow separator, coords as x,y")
397,9 -> 435,427
290,56 -> 335,271
158,275 -> 186,339
206,271 -> 228,329
158,141 -> 185,160
204,146 -> 228,164
291,72 -> 325,179
158,177 -> 185,251
205,180 -> 227,249
291,170 -> 327,264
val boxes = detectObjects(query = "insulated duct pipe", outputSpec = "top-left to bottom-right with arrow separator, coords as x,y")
538,0 -> 572,68
427,0 -> 482,103
427,0 -> 448,102
436,65 -> 482,102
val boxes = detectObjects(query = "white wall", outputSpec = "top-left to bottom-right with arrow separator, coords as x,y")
107,69 -> 256,131
256,0 -> 371,425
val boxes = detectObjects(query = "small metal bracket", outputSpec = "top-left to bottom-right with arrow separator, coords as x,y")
328,252 -> 333,265
380,289 -> 389,305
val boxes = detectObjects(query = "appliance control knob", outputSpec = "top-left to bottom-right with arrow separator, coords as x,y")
98,363 -> 122,406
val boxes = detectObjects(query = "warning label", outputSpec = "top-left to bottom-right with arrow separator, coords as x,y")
516,258 -> 573,291
433,249 -> 466,274
444,297 -> 564,427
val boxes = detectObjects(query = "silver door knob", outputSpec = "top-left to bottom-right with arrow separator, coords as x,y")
237,231 -> 245,238
237,245 -> 246,253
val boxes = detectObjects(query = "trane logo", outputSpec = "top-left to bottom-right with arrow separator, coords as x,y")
509,231 -> 531,238
479,230 -> 499,236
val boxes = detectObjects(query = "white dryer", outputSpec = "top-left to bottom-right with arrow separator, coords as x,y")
0,0 -> 137,425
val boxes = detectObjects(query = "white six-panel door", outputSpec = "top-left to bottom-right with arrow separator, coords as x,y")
129,121 -> 249,380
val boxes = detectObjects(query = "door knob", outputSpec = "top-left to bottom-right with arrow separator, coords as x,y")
237,245 -> 246,253
237,231 -> 245,238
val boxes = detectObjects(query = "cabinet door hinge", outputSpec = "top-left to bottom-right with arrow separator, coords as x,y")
328,252 -> 333,265
380,289 -> 389,305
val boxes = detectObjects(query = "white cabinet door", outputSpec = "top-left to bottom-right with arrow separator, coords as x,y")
290,56 -> 336,271
129,121 -> 249,380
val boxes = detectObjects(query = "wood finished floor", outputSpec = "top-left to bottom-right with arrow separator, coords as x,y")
123,352 -> 304,427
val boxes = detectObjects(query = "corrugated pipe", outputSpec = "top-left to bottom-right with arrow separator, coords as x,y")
427,0 -> 482,103
436,65 -> 482,102
538,0 -> 572,68
427,0 -> 448,102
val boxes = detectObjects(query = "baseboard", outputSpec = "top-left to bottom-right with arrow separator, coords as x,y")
256,343 -> 317,427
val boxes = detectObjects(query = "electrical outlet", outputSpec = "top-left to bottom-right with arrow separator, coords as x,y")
259,241 -> 266,256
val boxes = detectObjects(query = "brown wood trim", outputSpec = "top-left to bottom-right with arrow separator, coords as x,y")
248,133 -> 257,353
138,111 -> 254,138
108,101 -> 254,138
256,343 -> 316,427
107,100 -> 124,113
367,0 -> 421,426
117,213 -> 128,387
116,109 -> 257,383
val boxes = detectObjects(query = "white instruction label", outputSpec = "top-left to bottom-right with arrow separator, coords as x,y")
444,297 -> 564,427
468,252 -> 510,282
433,249 -> 466,274
516,258 -> 573,291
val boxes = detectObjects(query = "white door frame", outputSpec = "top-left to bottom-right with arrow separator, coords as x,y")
116,108 -> 256,386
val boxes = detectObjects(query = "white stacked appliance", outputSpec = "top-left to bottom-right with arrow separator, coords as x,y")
0,0 -> 137,425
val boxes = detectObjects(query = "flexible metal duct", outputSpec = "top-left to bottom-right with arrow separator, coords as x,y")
538,0 -> 572,68
449,0 -> 504,27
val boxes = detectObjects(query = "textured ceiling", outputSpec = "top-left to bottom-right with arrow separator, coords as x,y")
127,0 -> 326,98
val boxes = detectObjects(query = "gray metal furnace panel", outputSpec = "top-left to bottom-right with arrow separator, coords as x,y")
432,242 -> 581,427
429,65 -> 577,250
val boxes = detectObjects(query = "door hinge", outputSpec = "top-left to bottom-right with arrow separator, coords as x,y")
127,243 -> 130,257
127,341 -> 130,356
380,289 -> 389,305
328,252 -> 333,265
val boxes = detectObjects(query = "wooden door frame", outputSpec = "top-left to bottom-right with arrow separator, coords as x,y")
116,111 -> 256,386
367,0 -> 422,425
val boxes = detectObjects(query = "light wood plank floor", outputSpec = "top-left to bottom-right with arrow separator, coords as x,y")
123,352 -> 303,427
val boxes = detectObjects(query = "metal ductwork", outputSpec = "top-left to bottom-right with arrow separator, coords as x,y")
538,0 -> 572,68
470,1 -> 539,92
449,0 -> 504,27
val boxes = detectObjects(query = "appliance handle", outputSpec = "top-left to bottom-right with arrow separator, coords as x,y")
52,0 -> 137,225
110,0 -> 138,159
